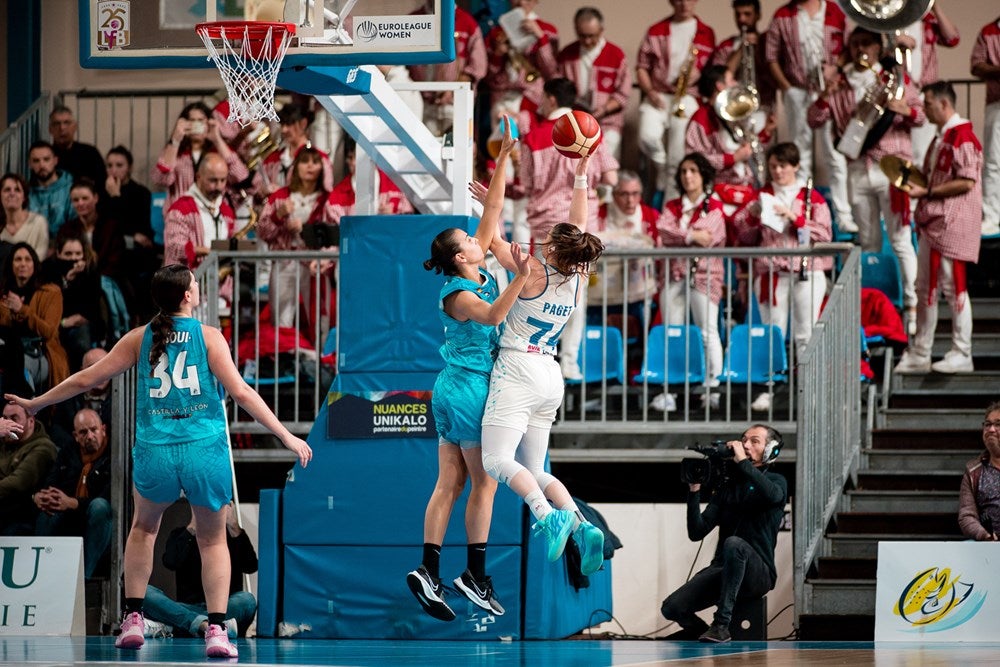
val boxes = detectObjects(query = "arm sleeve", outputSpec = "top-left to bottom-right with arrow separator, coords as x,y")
687,490 -> 719,541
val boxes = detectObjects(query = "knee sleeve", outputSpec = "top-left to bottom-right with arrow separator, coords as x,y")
535,471 -> 557,493
482,450 -> 526,486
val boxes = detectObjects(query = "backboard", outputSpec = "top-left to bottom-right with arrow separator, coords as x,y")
79,0 -> 455,69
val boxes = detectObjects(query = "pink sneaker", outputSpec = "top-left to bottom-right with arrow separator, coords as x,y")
205,623 -> 238,658
115,611 -> 145,650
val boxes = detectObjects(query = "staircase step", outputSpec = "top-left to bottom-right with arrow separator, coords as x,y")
804,579 -> 875,615
889,390 -> 999,410
797,614 -> 874,641
894,371 -> 1000,393
833,512 -> 960,535
828,533 -> 962,558
857,470 -> 962,491
816,557 -> 877,579
863,448 -> 980,471
931,334 -> 1000,356
871,429 -> 980,450
847,490 -> 958,512
880,409 -> 984,430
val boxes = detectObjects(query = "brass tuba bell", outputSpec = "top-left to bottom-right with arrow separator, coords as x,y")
838,0 -> 935,32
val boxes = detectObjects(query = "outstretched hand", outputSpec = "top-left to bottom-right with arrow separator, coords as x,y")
510,242 -> 532,278
575,155 -> 591,178
284,435 -> 313,468
468,180 -> 488,206
498,113 -> 518,155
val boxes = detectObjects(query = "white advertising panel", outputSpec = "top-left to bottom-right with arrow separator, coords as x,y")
875,541 -> 999,641
0,538 -> 85,636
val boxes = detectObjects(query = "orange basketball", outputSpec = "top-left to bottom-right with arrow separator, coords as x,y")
551,110 -> 603,159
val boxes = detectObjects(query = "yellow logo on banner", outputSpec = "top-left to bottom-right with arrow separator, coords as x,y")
893,567 -> 980,628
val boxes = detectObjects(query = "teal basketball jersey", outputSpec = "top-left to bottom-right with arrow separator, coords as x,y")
438,268 -> 500,373
136,317 -> 226,445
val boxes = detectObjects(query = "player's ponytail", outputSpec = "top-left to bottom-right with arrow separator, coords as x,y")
424,228 -> 465,276
148,265 -> 194,374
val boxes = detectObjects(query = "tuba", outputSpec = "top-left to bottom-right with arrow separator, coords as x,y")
715,83 -> 766,187
835,53 -> 902,160
838,0 -> 935,33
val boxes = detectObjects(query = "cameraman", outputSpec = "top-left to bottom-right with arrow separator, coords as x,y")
661,424 -> 787,643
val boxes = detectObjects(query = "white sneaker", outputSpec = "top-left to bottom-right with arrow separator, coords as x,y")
931,350 -> 974,374
894,350 -> 931,375
650,392 -> 677,412
700,392 -> 720,410
226,618 -> 238,639
838,218 -> 859,234
142,619 -> 171,638
750,392 -> 771,412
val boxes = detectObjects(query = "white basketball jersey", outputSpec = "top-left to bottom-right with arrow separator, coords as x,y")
499,268 -> 582,355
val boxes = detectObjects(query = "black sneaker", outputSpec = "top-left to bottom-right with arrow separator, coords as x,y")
699,623 -> 732,643
406,565 -> 456,621
453,569 -> 505,616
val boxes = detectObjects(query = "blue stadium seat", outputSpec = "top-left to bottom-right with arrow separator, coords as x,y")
150,192 -> 167,246
632,324 -> 705,386
565,326 -> 626,385
861,251 -> 903,310
721,324 -> 788,384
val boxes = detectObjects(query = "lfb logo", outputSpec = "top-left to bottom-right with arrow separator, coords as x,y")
0,546 -> 45,589
357,20 -> 378,42
893,566 -> 987,632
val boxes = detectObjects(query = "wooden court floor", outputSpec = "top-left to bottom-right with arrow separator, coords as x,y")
3,637 -> 998,666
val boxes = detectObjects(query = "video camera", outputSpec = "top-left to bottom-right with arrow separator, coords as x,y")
681,440 -> 733,486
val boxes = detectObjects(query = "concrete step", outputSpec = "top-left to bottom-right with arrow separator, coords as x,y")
894,371 -> 1000,393
889,389 -> 1000,410
797,614 -> 873,641
804,579 -> 875,615
832,512 -> 960,535
847,490 -> 958,513
870,429 -> 980,450
863,448 -> 980,471
856,469 -> 962,491
931,334 -> 1000,357
816,556 -> 877,579
827,533 -> 962,558
880,408 -> 984,431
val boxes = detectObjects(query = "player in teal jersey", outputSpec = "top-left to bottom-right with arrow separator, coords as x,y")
6,264 -> 311,658
406,119 -> 532,622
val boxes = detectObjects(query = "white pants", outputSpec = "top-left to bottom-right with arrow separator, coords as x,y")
849,160 -> 918,308
602,127 -> 622,163
558,282 -> 588,376
910,110 -> 936,175
911,241 -> 973,358
783,86 -> 853,230
756,271 -> 827,356
660,281 -> 723,384
637,96 -> 696,199
270,259 -> 303,328
983,100 -> 1000,227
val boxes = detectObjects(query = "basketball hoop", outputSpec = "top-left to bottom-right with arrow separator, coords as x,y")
196,21 -> 296,126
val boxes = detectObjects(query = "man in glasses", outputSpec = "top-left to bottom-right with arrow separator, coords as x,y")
959,401 -> 1000,541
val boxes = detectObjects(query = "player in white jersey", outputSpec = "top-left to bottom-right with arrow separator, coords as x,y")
476,137 -> 608,576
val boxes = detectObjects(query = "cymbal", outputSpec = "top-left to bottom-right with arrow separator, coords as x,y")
879,155 -> 927,191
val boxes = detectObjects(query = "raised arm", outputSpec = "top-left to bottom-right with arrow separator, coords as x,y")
448,243 -> 531,327
475,115 -> 517,254
568,155 -> 591,232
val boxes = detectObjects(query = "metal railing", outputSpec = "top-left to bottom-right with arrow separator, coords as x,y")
793,247 -> 863,624
0,94 -> 51,176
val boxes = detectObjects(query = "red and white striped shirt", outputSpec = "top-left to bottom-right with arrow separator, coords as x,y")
162,194 -> 235,268
558,39 -> 632,134
408,8 -> 487,97
152,146 -> 249,212
636,17 -> 716,94
326,171 -> 414,223
257,187 -> 336,251
657,196 -> 727,303
484,26 -> 545,118
711,31 -> 778,107
685,106 -> 773,187
916,117 -> 983,262
764,1 -> 845,91
911,13 -> 961,88
971,19 -> 1000,105
252,144 -> 334,196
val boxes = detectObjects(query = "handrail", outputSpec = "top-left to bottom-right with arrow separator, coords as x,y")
0,93 -> 51,176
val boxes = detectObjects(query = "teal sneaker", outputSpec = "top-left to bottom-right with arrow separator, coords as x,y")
573,521 -> 605,575
532,509 -> 575,562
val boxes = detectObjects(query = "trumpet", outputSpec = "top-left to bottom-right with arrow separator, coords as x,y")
672,45 -> 699,118
246,124 -> 281,171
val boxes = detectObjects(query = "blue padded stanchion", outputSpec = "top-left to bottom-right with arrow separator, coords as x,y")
255,489 -> 281,637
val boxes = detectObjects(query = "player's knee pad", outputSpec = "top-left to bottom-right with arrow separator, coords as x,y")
482,451 -> 523,486
535,471 -> 557,492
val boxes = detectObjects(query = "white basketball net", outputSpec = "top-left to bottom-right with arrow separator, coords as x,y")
197,23 -> 294,126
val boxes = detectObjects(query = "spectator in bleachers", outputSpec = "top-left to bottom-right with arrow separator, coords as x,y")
685,64 -> 774,189
894,81 -> 982,375
732,143 -> 832,411
589,170 -> 659,327
327,140 -> 414,221
64,179 -> 127,284
49,106 -> 107,190
48,348 -> 111,452
408,1 -> 487,137
144,503 -> 257,638
28,140 -> 74,238
0,402 -> 57,536
484,18 -> 545,138
104,145 -> 156,322
252,102 -> 333,199
1,173 -> 49,259
557,7 -> 631,161
655,153 -> 727,412
635,0 -> 716,201
514,77 -> 618,381
711,0 -> 777,114
972,15 -> 1000,236
0,242 -> 69,393
959,401 -> 1000,541
34,408 -> 112,578
163,154 -> 235,270
807,27 -> 925,335
42,230 -> 106,372
257,146 -> 334,328
152,102 -> 249,212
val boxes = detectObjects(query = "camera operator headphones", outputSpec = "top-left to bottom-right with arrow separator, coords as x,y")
762,436 -> 782,465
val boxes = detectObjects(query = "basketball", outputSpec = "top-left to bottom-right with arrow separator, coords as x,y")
551,110 -> 603,159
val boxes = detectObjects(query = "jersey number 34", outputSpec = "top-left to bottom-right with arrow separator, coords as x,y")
150,351 -> 202,397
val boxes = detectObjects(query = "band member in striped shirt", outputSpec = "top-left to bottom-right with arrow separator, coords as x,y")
807,27 -> 926,333
711,0 -> 777,114
636,0 -> 715,202
764,0 -> 856,234
894,82 -> 983,376
972,16 -> 1000,235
